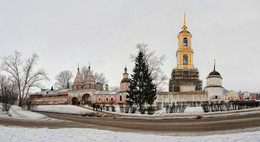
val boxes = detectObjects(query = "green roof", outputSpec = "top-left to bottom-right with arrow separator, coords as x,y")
121,78 -> 130,83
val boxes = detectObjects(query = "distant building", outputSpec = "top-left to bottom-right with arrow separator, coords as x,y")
222,90 -> 239,101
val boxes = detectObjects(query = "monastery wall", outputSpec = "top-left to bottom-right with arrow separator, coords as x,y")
154,91 -> 208,106
31,95 -> 69,105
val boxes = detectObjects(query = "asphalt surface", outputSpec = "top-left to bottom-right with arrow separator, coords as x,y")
0,112 -> 260,133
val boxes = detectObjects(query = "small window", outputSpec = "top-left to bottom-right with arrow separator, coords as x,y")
106,98 -> 108,101
215,96 -> 218,99
183,54 -> 188,65
120,96 -> 122,101
111,98 -> 113,101
99,98 -> 101,101
183,37 -> 188,46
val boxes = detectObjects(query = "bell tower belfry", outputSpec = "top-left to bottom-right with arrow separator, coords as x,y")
176,14 -> 194,69
169,14 -> 202,92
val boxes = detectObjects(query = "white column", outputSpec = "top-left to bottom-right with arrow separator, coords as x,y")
177,53 -> 180,65
191,54 -> 193,65
189,37 -> 191,47
188,53 -> 190,69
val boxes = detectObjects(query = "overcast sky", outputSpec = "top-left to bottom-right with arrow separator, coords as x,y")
0,0 -> 259,92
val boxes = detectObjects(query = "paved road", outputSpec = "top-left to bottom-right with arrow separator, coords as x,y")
0,112 -> 260,133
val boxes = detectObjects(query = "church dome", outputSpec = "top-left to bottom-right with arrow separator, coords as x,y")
209,70 -> 221,76
121,78 -> 130,83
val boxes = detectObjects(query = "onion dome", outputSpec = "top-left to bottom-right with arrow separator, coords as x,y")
121,78 -> 130,83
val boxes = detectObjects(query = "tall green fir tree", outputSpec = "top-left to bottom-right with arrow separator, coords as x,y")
127,51 -> 157,107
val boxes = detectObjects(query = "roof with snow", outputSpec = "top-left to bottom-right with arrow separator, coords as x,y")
95,91 -> 118,95
58,89 -> 72,93
32,89 -> 70,95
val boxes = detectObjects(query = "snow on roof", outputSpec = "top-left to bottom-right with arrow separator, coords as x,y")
34,90 -> 59,95
95,91 -> 118,95
32,88 -> 71,96
58,89 -> 71,93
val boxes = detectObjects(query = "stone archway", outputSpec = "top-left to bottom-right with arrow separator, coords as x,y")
82,94 -> 91,105
72,97 -> 79,105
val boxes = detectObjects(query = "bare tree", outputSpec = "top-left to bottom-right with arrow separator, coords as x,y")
130,43 -> 167,91
54,70 -> 73,90
110,86 -> 120,91
1,51 -> 49,107
80,66 -> 89,81
0,75 -> 18,112
93,72 -> 108,85
81,66 -> 108,85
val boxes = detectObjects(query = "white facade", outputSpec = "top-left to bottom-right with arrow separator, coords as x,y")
205,87 -> 224,100
154,92 -> 208,106
180,84 -> 196,92
206,77 -> 222,87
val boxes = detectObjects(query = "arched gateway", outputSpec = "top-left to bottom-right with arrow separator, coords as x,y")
82,94 -> 91,104
72,97 -> 79,105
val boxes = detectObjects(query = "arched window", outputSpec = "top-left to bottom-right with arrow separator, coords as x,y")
183,54 -> 188,65
183,37 -> 188,46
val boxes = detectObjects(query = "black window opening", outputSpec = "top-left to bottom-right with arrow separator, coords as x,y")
183,71 -> 189,75
111,98 -> 113,101
120,96 -> 122,101
183,54 -> 188,65
183,37 -> 188,46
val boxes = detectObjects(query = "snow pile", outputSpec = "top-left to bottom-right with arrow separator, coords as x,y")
0,105 -> 49,120
184,107 -> 204,114
0,125 -> 259,142
34,105 -> 93,114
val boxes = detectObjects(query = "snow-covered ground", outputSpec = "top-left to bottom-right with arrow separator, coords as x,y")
34,105 -> 93,114
0,105 -> 51,120
0,125 -> 259,142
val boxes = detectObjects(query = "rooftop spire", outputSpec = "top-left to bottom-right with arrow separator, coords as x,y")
124,65 -> 127,72
77,63 -> 79,71
214,59 -> 216,71
182,13 -> 188,32
184,12 -> 186,27
88,62 -> 91,70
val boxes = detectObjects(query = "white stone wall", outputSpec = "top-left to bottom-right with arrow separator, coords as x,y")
205,87 -> 224,100
206,77 -> 222,86
32,96 -> 69,105
154,92 -> 208,106
180,84 -> 195,92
